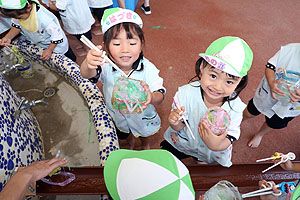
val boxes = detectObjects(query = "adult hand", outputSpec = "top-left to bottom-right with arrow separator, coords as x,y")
20,158 -> 68,182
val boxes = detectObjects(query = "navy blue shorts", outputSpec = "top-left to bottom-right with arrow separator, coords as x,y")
160,140 -> 198,161
247,98 -> 294,129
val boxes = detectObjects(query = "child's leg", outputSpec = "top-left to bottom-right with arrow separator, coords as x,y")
248,121 -> 271,148
243,99 -> 260,121
248,115 -> 294,148
74,31 -> 92,52
115,127 -> 134,149
140,136 -> 150,150
64,47 -> 77,62
243,107 -> 255,120
91,7 -> 109,35
160,140 -> 191,160
127,133 -> 135,150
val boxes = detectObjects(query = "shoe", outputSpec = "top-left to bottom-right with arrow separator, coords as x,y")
141,4 -> 151,15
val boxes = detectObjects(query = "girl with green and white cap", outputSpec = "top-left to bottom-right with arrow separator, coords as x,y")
161,36 -> 253,167
81,8 -> 165,150
0,0 -> 76,62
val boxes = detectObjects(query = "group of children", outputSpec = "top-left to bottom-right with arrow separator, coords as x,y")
0,0 -> 150,63
1,0 -> 300,170
1,0 -> 299,168
80,7 -> 300,169
1,1 -> 300,199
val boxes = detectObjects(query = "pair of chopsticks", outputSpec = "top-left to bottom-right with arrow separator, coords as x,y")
173,95 -> 195,140
80,35 -> 128,77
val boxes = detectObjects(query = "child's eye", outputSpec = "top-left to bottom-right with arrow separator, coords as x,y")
130,42 -> 137,45
113,43 -> 120,46
226,80 -> 234,85
210,74 -> 216,79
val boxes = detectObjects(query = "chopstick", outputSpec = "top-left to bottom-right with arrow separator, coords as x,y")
80,35 -> 128,77
173,95 -> 195,140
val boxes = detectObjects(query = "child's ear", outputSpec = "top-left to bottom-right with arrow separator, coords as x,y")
27,3 -> 32,12
199,63 -> 204,77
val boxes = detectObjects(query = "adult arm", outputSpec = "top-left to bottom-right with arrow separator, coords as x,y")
0,158 -> 67,200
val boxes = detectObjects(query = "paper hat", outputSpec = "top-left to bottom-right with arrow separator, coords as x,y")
0,0 -> 38,9
104,149 -> 195,200
199,36 -> 253,77
101,8 -> 143,34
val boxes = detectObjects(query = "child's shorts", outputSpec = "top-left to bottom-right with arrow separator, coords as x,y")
247,98 -> 294,129
160,140 -> 198,161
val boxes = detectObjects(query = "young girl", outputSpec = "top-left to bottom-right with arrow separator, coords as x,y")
48,0 -> 95,55
161,36 -> 253,167
244,43 -> 300,148
80,8 -> 165,150
0,0 -> 76,62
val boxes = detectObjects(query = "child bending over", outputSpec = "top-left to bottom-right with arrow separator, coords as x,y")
0,0 -> 76,62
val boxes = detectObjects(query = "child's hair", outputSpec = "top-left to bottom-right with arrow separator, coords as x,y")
189,57 -> 248,102
0,0 -> 35,19
103,22 -> 145,72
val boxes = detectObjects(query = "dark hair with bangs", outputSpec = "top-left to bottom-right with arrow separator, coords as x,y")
0,0 -> 34,19
189,57 -> 248,103
103,22 -> 145,72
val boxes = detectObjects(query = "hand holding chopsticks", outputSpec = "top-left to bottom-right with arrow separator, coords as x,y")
80,35 -> 128,77
257,152 -> 296,173
173,95 -> 195,140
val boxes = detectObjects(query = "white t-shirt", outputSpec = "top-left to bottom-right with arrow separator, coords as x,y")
87,0 -> 113,8
164,82 -> 246,167
253,43 -> 300,118
55,0 -> 95,34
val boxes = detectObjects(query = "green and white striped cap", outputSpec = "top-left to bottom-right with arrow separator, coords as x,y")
101,8 -> 143,34
0,0 -> 39,9
199,36 -> 253,77
104,149 -> 195,200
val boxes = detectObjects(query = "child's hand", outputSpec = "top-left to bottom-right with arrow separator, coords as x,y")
289,88 -> 300,104
198,120 -> 228,151
41,49 -> 53,60
85,46 -> 106,70
0,38 -> 11,46
258,180 -> 280,200
274,153 -> 294,171
140,81 -> 152,111
168,106 -> 185,127
269,79 -> 285,101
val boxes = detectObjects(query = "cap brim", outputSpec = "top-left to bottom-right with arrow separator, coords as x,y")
199,53 -> 241,77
